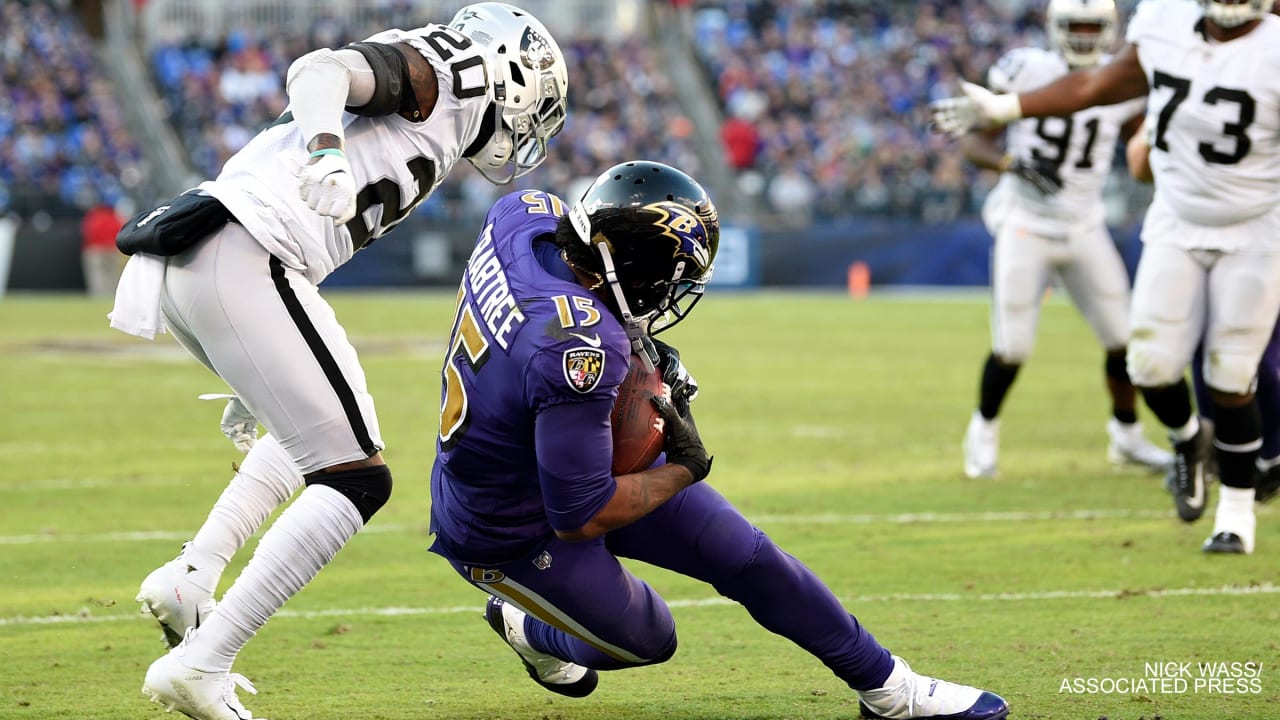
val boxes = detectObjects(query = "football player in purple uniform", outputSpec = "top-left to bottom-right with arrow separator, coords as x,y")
427,160 -> 1009,720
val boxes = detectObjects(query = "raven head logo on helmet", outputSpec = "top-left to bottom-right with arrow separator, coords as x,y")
1046,0 -> 1118,68
1198,0 -> 1275,28
559,161 -> 719,370
451,2 -> 568,184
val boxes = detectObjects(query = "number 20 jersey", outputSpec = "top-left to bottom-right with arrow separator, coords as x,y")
1129,0 -> 1280,228
198,25 -> 491,285
985,47 -> 1144,236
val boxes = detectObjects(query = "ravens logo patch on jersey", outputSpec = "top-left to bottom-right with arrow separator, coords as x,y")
563,348 -> 606,393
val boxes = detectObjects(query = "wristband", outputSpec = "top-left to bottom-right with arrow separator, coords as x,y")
309,148 -> 345,159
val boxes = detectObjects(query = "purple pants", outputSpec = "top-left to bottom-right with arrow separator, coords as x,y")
437,481 -> 895,690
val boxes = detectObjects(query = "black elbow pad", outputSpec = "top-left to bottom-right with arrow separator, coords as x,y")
343,42 -> 421,120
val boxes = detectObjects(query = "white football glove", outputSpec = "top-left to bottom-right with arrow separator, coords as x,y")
198,393 -> 259,453
929,81 -> 1023,138
291,150 -> 357,225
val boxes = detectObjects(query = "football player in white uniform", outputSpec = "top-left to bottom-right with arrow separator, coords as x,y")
1128,114 -> 1280,505
111,4 -> 568,718
958,0 -> 1171,479
933,0 -> 1280,555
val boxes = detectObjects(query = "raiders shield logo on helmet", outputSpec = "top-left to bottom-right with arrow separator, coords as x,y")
563,347 -> 606,393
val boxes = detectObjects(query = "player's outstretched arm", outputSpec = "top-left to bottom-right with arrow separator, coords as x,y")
1019,43 -> 1147,119
932,44 -> 1147,137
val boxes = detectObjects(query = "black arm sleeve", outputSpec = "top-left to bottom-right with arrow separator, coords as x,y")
343,42 -> 421,120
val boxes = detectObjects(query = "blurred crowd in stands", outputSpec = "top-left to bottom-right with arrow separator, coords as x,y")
0,0 -> 145,217
693,0 -> 1140,224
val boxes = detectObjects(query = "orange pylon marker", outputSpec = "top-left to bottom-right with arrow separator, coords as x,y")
848,261 -> 870,299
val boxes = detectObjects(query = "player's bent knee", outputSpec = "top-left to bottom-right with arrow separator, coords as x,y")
1205,357 -> 1260,397
305,464 -> 393,523
1125,347 -> 1183,389
641,638 -> 678,666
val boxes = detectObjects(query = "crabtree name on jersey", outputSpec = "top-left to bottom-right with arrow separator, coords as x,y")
467,222 -> 526,350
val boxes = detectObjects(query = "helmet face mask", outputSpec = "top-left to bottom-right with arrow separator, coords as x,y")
451,2 -> 568,183
567,162 -> 719,364
1046,0 -> 1117,67
1199,0 -> 1275,28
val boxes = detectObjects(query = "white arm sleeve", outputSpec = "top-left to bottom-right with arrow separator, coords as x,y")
284,48 -> 377,146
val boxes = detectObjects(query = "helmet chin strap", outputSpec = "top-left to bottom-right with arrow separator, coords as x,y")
596,240 -> 658,372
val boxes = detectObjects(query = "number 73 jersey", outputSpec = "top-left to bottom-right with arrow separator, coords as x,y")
1129,0 -> 1280,227
199,24 -> 491,285
985,47 -> 1144,235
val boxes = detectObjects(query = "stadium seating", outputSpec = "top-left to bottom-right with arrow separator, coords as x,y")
690,0 -> 1142,221
0,0 -> 145,215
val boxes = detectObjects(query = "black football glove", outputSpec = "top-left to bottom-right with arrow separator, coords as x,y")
1008,157 -> 1063,197
651,395 -> 712,483
650,338 -> 699,418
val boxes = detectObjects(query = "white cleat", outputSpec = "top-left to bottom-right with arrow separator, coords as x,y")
142,634 -> 260,720
858,656 -> 1009,719
484,596 -> 598,697
137,543 -> 218,648
1106,419 -> 1173,472
962,412 -> 999,479
1203,492 -> 1256,555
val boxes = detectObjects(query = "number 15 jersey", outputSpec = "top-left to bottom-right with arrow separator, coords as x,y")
985,47 -> 1144,237
199,25 -> 491,285
1129,0 -> 1280,229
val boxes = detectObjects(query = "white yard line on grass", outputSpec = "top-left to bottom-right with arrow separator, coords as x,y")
4,583 -> 1277,628
0,508 -> 1179,546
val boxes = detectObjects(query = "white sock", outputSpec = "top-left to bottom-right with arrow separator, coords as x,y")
182,484 -> 363,671
1170,416 -> 1200,443
971,410 -> 997,427
185,434 -> 304,587
1213,486 -> 1257,537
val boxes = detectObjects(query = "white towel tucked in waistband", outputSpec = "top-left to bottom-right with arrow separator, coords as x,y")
108,253 -> 167,339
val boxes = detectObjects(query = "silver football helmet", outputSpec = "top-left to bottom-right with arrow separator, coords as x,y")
1046,0 -> 1118,68
451,2 -> 568,184
1200,0 -> 1275,28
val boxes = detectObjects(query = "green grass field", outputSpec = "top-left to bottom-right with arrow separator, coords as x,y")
2,290 -> 1277,720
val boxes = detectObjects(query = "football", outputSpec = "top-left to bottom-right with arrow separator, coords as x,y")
610,353 -> 666,475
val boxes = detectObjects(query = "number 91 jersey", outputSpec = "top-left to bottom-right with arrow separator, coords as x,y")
199,25 -> 492,285
1128,0 -> 1280,228
984,47 -> 1144,236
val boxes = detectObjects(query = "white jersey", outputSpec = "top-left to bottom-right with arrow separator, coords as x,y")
200,25 -> 491,285
1128,0 -> 1280,229
983,47 -> 1144,236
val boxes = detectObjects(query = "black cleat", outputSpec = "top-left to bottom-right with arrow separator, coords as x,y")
1256,463 -> 1280,504
1202,532 -> 1248,555
484,596 -> 598,698
1165,428 -> 1211,522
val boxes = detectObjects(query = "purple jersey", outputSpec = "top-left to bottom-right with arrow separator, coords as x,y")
429,190 -> 631,563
